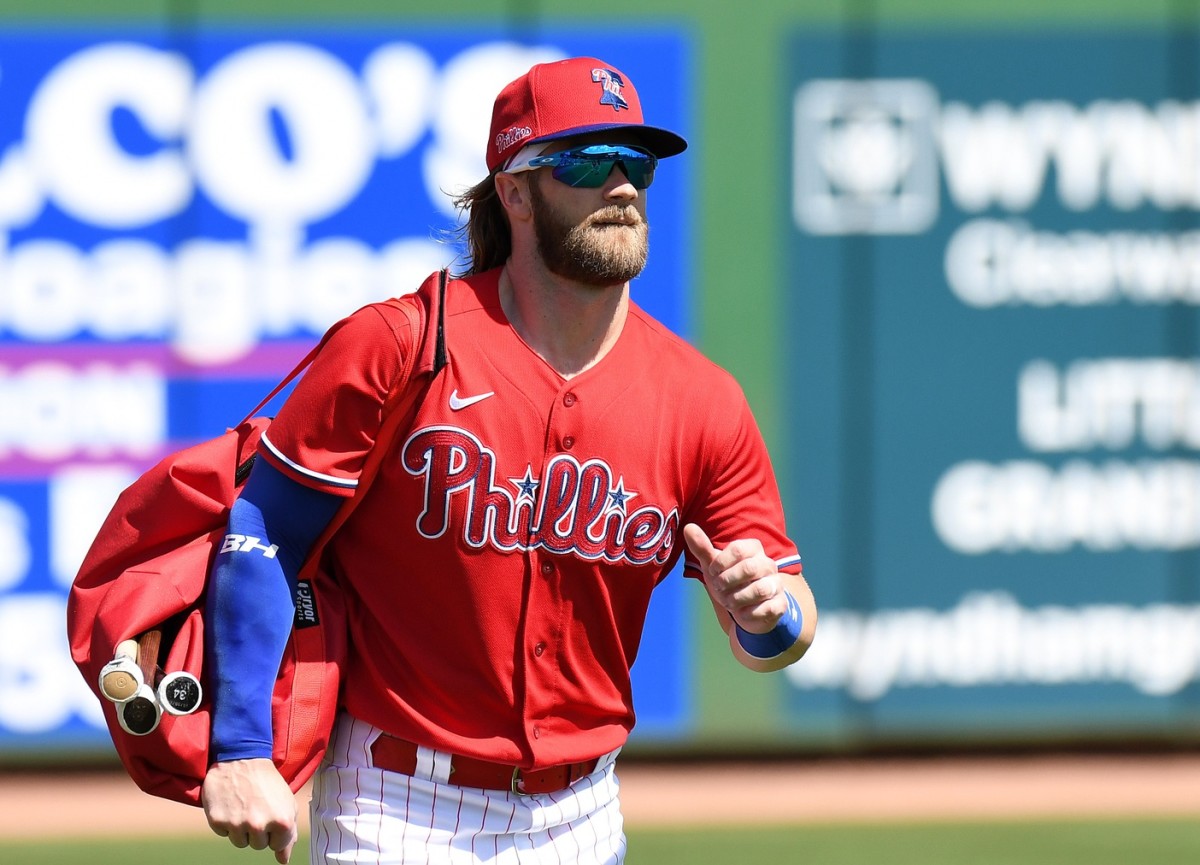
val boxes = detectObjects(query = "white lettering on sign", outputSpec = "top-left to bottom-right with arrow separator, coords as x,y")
0,594 -> 104,732
0,498 -> 31,592
187,42 -> 375,228
24,43 -> 193,228
944,219 -> 1200,307
0,39 -> 566,362
1019,358 -> 1200,452
795,83 -> 1200,238
50,467 -> 135,588
6,39 -> 563,231
939,100 -> 1200,213
931,459 -> 1200,554
0,233 -> 448,364
0,363 -> 164,461
786,592 -> 1200,700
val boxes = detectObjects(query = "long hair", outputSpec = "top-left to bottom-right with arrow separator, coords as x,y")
451,174 -> 512,277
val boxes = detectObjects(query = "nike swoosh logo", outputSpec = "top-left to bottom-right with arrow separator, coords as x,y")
449,389 -> 495,410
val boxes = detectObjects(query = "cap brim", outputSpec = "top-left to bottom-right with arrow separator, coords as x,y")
529,122 -> 688,159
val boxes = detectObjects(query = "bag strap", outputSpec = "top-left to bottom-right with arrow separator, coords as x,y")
235,344 -> 322,429
295,268 -> 449,577
433,268 -> 448,374
237,269 -> 449,428
280,269 -> 447,767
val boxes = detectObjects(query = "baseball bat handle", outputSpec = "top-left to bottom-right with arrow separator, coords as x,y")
102,627 -> 204,718
98,638 -> 146,703
136,629 -> 163,686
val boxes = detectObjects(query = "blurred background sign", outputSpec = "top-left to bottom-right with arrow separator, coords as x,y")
0,28 -> 691,754
6,7 -> 1200,763
784,30 -> 1200,745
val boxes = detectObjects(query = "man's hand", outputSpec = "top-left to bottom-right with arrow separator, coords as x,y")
683,523 -> 788,633
202,758 -> 298,864
683,523 -> 816,672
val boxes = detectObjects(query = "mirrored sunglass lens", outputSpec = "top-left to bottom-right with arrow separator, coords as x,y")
551,155 -> 654,189
613,158 -> 654,188
552,161 -> 610,187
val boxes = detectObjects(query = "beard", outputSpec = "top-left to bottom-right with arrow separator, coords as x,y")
529,176 -> 649,286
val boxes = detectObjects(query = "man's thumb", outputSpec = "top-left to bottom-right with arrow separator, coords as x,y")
683,523 -> 718,567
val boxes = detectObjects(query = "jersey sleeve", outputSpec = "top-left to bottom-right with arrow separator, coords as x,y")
258,302 -> 417,496
683,387 -> 802,579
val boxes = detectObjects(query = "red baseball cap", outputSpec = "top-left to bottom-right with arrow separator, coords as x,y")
487,56 -> 688,173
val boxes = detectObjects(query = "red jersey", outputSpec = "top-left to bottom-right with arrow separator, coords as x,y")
258,269 -> 801,768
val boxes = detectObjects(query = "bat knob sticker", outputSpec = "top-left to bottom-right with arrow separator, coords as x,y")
98,639 -> 143,703
117,685 -> 162,736
157,671 -> 203,716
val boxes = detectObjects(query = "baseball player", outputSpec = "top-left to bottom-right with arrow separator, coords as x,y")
200,56 -> 817,864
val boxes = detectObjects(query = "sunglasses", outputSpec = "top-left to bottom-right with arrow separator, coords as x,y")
507,144 -> 658,189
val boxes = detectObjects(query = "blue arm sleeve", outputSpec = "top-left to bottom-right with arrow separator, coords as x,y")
205,457 -> 343,762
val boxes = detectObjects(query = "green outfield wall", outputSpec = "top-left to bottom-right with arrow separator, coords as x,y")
0,0 -> 1197,761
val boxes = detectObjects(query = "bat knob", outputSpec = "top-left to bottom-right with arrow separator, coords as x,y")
98,656 -> 144,703
117,685 -> 161,736
157,671 -> 203,716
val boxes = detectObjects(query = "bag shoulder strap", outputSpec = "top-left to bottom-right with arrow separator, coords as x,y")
297,269 -> 449,571
236,268 -> 449,429
234,346 -> 318,428
356,267 -> 448,494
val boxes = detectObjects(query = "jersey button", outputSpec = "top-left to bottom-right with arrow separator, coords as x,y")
540,561 -> 553,575
534,642 -> 546,657
563,392 -> 577,407
563,436 -> 575,450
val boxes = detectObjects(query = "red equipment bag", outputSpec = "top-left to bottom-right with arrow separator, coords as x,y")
66,271 -> 448,805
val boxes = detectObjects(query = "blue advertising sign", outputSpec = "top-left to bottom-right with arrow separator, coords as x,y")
0,30 -> 691,751
785,31 -> 1200,741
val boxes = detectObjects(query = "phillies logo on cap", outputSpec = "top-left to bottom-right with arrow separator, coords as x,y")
591,68 -> 628,111
495,125 -> 532,153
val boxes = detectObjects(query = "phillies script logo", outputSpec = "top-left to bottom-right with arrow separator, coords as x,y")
494,124 -> 532,154
403,426 -> 677,565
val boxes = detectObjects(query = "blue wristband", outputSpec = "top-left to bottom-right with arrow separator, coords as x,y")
734,590 -> 803,660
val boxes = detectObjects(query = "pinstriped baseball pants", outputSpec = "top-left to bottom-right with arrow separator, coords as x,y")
310,715 -> 627,864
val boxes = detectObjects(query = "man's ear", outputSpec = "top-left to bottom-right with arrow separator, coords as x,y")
494,172 -> 534,223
